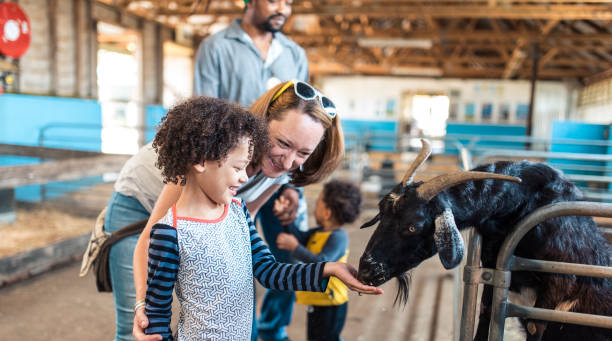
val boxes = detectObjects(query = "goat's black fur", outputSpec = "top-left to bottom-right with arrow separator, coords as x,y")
358,160 -> 612,341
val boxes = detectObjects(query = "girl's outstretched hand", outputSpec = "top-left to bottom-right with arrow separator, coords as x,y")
324,262 -> 384,295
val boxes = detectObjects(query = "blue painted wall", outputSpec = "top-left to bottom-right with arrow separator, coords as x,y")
444,123 -> 527,154
0,94 -> 103,201
342,119 -> 397,152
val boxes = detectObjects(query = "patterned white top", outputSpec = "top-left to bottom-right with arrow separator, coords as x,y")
144,199 -> 327,341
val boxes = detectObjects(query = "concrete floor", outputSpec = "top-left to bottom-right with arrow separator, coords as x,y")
0,210 -> 526,341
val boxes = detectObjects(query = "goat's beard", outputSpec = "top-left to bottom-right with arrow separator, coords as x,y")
394,271 -> 412,306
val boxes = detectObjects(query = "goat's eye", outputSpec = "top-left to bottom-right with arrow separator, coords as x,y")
401,225 -> 417,237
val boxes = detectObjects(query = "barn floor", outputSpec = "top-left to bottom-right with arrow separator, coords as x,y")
0,153 -> 527,340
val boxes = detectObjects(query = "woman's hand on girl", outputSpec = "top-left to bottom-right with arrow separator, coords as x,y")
273,187 -> 300,225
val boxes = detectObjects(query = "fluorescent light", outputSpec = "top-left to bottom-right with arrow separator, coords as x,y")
357,38 -> 433,49
187,15 -> 215,25
390,66 -> 442,77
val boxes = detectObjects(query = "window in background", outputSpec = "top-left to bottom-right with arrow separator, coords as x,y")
163,42 -> 194,107
482,103 -> 493,122
516,103 -> 529,123
500,103 -> 511,122
465,102 -> 475,121
97,22 -> 141,155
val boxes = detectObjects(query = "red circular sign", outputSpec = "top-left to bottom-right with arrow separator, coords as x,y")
0,3 -> 30,59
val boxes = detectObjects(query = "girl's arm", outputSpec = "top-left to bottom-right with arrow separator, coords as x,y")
143,223 -> 179,340
133,183 -> 181,341
241,202 -> 382,295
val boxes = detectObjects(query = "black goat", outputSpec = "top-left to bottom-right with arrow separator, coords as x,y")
357,139 -> 612,341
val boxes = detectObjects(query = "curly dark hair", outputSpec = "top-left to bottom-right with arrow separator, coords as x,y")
322,179 -> 362,225
152,96 -> 269,185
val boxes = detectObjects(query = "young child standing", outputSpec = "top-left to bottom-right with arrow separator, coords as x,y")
276,179 -> 362,341
141,97 -> 381,341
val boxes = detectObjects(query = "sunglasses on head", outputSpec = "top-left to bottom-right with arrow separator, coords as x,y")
271,80 -> 337,118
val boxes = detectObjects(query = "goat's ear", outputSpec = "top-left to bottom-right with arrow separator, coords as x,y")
360,213 -> 380,229
434,208 -> 465,269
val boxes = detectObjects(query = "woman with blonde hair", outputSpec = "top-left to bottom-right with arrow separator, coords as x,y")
128,81 -> 359,341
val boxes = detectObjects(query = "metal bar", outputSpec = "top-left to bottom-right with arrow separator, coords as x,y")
547,163 -> 611,172
459,147 -> 473,170
489,285 -> 510,341
475,149 -> 612,163
455,148 -> 474,341
506,303 -> 612,329
459,229 -> 482,341
0,143 -> 103,159
445,134 -> 612,147
566,174 -> 612,183
0,155 -> 130,189
453,265 -> 461,341
511,256 -> 612,278
582,191 -> 612,201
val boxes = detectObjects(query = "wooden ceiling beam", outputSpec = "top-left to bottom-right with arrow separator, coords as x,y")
289,31 -> 612,45
157,5 -> 612,20
307,63 -> 596,79
584,68 -> 612,85
538,47 -> 559,68
541,19 -> 560,35
503,39 -> 527,78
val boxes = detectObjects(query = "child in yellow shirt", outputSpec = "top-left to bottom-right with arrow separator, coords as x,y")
276,180 -> 362,341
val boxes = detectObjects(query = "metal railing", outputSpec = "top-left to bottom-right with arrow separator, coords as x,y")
33,122 -> 156,201
458,202 -> 612,341
488,202 -> 612,340
455,137 -> 612,341
455,135 -> 612,202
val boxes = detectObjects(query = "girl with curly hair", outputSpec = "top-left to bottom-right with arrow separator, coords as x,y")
141,97 -> 380,341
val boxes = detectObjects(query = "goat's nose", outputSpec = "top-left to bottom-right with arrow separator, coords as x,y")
358,254 -> 378,281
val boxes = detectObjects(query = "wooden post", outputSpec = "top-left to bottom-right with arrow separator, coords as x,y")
74,0 -> 82,97
48,0 -> 58,96
86,0 -> 97,98
526,43 -> 539,145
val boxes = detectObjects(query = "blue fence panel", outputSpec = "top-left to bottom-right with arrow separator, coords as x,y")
0,94 -> 103,201
444,123 -> 526,154
549,121 -> 609,178
341,119 -> 397,152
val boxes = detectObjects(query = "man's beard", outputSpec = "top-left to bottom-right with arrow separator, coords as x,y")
262,14 -> 287,33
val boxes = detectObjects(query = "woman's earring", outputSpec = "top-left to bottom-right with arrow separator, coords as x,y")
299,164 -> 304,172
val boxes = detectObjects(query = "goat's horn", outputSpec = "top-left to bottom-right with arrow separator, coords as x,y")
417,171 -> 522,201
401,139 -> 432,186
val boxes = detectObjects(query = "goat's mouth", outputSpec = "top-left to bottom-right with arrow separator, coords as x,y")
357,270 -> 389,287
357,259 -> 392,287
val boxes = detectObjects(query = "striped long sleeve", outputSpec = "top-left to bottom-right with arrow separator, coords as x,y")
242,202 -> 328,292
144,223 -> 179,341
